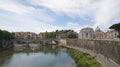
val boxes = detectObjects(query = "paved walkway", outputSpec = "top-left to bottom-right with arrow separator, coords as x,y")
66,45 -> 120,67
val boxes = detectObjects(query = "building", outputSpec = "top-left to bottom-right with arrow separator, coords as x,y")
40,33 -> 46,39
79,27 -> 119,40
13,32 -> 42,40
79,27 -> 94,39
58,30 -> 78,39
94,27 -> 105,39
36,33 -> 42,39
58,33 -> 68,39
106,29 -> 119,40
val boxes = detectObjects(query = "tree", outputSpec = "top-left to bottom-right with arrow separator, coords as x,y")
45,31 -> 49,38
0,30 -> 14,41
45,31 -> 57,38
68,33 -> 77,38
0,29 -> 14,49
109,23 -> 120,38
0,30 -> 3,41
55,30 -> 58,33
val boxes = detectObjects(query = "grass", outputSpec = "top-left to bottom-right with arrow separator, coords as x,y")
62,46 -> 102,67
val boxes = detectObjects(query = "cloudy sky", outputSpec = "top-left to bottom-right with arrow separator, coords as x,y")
0,0 -> 120,33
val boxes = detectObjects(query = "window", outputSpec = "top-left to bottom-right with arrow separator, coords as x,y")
86,33 -> 88,38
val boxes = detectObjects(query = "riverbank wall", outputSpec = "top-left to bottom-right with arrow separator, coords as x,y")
60,39 -> 120,65
0,41 -> 14,50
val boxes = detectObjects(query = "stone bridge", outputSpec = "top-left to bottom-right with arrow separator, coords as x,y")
14,39 -> 39,44
40,38 -> 60,45
14,38 -> 60,45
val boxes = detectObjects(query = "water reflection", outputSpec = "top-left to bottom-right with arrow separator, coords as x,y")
0,44 -> 76,67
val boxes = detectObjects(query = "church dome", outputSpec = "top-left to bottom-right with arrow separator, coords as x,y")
95,26 -> 101,32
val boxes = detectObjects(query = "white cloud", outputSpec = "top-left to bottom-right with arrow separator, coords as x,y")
0,0 -> 61,33
0,23 -> 64,33
0,0 -> 55,23
66,22 -> 81,32
0,0 -> 34,15
94,0 -> 120,27
28,0 -> 96,18
0,11 -> 62,33
0,0 -> 120,33
28,0 -> 120,30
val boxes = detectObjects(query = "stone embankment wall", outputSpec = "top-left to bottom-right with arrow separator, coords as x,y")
0,41 -> 14,50
61,39 -> 120,65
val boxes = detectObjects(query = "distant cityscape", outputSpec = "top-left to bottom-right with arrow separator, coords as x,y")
13,26 -> 119,41
0,23 -> 120,67
1,0 -> 120,67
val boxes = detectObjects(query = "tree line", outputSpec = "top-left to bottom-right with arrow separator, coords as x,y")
0,29 -> 14,41
45,29 -> 77,38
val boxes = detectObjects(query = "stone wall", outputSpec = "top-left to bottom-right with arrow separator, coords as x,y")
65,39 -> 120,65
59,39 -> 67,45
0,41 -> 14,50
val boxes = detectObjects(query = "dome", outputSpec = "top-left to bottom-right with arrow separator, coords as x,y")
80,27 -> 94,32
95,26 -> 101,32
81,27 -> 94,32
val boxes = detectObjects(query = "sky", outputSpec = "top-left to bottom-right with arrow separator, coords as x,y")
0,0 -> 120,33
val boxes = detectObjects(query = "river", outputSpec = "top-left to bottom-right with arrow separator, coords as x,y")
0,44 -> 76,67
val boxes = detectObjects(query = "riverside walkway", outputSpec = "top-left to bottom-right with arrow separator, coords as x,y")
66,45 -> 120,67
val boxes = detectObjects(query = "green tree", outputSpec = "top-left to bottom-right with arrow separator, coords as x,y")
0,30 -> 14,41
45,31 -> 49,38
45,31 -> 58,38
55,30 -> 58,33
109,23 -> 120,38
0,29 -> 14,49
0,30 -> 3,41
68,33 -> 77,38
3,31 -> 10,40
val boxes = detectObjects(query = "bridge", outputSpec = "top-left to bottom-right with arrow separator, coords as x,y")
40,38 -> 60,45
14,39 -> 39,43
14,38 -> 60,45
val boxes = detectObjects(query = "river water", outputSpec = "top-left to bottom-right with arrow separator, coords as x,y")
0,44 -> 76,67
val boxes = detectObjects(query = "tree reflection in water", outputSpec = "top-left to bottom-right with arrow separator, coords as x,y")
0,44 -> 75,67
